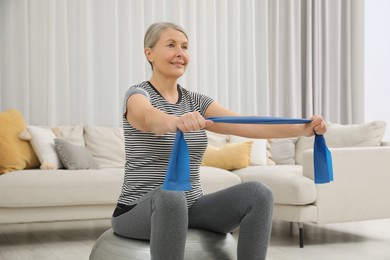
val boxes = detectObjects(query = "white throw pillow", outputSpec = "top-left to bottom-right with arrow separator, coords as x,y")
230,135 -> 268,166
206,130 -> 229,147
269,137 -> 298,165
55,125 -> 85,146
27,125 -> 63,169
84,125 -> 125,168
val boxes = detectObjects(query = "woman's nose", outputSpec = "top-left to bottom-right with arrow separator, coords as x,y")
176,47 -> 185,57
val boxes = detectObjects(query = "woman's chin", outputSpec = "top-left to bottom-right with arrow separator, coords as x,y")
171,69 -> 186,78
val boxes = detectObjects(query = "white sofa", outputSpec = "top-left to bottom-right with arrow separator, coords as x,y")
1,120 -> 390,247
0,124 -> 241,225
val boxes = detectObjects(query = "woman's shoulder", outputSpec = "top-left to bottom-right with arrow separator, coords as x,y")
125,81 -> 151,99
130,81 -> 150,90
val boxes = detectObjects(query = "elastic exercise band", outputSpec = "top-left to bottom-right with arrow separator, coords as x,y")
162,116 -> 333,191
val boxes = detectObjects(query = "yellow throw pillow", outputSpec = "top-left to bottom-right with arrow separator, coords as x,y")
0,109 -> 40,174
201,141 -> 252,170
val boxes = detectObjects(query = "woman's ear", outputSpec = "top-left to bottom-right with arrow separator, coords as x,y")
144,48 -> 153,63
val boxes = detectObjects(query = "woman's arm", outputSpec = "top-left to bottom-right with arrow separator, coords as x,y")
125,94 -> 213,135
204,101 -> 326,139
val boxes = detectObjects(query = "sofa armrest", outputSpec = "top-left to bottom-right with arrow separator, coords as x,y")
302,146 -> 390,224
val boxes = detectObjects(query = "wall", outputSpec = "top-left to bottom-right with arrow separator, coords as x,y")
365,0 -> 390,140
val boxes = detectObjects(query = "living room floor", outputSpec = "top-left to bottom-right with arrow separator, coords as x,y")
1,218 -> 390,260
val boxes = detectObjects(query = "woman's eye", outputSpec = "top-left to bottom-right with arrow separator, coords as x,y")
182,45 -> 188,50
168,44 -> 175,48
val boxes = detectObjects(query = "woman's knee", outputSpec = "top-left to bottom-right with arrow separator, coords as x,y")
244,181 -> 274,208
152,190 -> 188,213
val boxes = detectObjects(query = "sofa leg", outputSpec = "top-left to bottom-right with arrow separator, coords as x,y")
297,222 -> 304,248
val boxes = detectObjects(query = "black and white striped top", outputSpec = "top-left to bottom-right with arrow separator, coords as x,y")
117,81 -> 214,208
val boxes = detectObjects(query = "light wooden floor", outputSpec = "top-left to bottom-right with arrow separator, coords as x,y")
1,218 -> 390,260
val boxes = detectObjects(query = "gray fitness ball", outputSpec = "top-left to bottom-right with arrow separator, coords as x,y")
90,228 -> 237,260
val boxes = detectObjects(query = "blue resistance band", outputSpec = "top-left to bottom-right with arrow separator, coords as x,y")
162,116 -> 334,191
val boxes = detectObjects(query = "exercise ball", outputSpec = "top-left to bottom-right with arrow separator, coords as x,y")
90,228 -> 237,260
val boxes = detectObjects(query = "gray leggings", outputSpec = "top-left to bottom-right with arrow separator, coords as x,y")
111,181 -> 273,260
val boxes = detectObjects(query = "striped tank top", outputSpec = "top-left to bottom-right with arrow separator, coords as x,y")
117,81 -> 214,208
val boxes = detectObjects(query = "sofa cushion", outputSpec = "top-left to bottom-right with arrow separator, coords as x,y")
269,137 -> 298,165
230,135 -> 270,166
55,125 -> 85,146
295,120 -> 387,164
0,168 -> 124,207
84,125 -> 125,168
199,166 -> 242,194
54,139 -> 99,170
0,109 -> 40,174
0,167 -> 241,207
233,165 -> 317,205
27,125 -> 64,169
205,130 -> 229,146
201,141 -> 252,170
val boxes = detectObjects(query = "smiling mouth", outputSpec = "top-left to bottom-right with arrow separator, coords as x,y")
171,62 -> 185,67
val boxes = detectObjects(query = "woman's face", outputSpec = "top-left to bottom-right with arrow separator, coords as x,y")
145,28 -> 190,79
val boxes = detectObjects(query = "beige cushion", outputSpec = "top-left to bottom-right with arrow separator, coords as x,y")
269,137 -> 298,165
84,125 -> 125,168
0,168 -> 123,207
205,131 -> 229,146
55,125 -> 85,146
0,109 -> 39,173
233,165 -> 317,205
295,121 -> 387,164
199,166 -> 242,194
202,141 -> 252,170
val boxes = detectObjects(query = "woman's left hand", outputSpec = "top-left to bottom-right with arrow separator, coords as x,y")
304,115 -> 327,136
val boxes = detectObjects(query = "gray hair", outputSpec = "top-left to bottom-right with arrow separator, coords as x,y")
144,22 -> 188,69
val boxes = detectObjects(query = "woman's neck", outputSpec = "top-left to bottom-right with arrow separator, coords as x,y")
149,75 -> 179,103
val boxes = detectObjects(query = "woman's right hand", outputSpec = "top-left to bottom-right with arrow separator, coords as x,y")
173,112 -> 213,132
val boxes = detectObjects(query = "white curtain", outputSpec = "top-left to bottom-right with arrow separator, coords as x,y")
0,0 -> 362,127
268,0 -> 364,123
